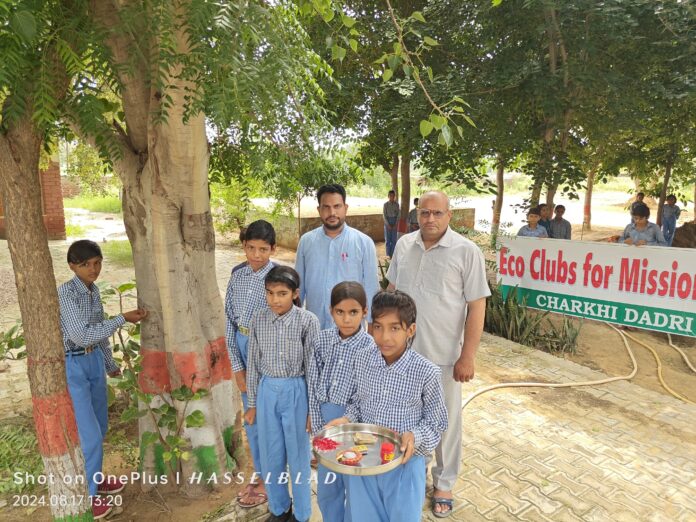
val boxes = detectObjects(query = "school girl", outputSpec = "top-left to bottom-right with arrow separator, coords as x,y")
245,266 -> 319,522
224,220 -> 276,508
308,281 -> 375,521
329,290 -> 448,522
58,240 -> 147,519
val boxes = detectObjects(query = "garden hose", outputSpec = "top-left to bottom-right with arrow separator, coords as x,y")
667,333 -> 696,373
620,330 -> 696,405
462,324 -> 638,410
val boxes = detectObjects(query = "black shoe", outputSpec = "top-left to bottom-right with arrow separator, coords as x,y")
267,508 -> 292,522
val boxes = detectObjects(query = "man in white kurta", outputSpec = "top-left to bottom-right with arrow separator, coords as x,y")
386,191 -> 490,517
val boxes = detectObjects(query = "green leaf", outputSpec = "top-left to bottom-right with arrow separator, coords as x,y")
423,36 -> 439,46
185,410 -> 206,428
411,11 -> 426,23
171,385 -> 194,402
10,11 -> 36,42
393,42 -> 402,55
117,282 -> 136,293
463,114 -> 477,128
162,451 -> 173,462
402,64 -> 412,77
420,120 -> 434,137
349,39 -> 358,52
180,451 -> 191,461
341,15 -> 356,28
430,114 -> 446,129
492,0 -> 504,6
441,124 -> 453,147
331,45 -> 347,62
382,69 -> 393,82
427,66 -> 434,83
141,431 -> 159,447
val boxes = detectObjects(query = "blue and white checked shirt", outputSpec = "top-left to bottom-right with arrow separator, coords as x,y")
224,260 -> 275,372
246,306 -> 320,408
517,224 -> 548,238
308,327 -> 376,433
58,276 -> 123,374
619,222 -> 667,246
295,224 -> 379,329
344,347 -> 448,456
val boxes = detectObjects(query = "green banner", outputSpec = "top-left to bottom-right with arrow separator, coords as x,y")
502,285 -> 696,337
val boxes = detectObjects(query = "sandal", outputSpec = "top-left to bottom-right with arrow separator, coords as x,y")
238,489 -> 268,508
431,497 -> 453,518
236,483 -> 255,502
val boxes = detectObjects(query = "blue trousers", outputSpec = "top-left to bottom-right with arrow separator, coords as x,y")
384,224 -> 397,258
663,216 -> 677,246
236,332 -> 262,475
258,376 -> 312,521
318,403 -> 349,522
346,455 -> 426,522
66,349 -> 108,497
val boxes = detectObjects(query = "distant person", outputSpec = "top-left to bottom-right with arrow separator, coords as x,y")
517,206 -> 548,238
408,197 -> 420,232
662,195 -> 681,246
383,190 -> 399,257
538,203 -> 553,236
630,192 -> 645,217
295,184 -> 379,329
609,203 -> 667,246
549,204 -> 572,240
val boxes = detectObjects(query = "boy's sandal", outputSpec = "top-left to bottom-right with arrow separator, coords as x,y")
236,483 -> 256,502
238,490 -> 268,508
431,497 -> 453,518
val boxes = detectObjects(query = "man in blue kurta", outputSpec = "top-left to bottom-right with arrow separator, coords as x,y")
295,184 -> 380,329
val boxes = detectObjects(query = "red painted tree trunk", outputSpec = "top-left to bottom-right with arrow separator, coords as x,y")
0,120 -> 90,520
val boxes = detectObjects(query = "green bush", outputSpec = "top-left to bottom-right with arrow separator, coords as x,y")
485,284 -> 582,355
64,194 -> 122,214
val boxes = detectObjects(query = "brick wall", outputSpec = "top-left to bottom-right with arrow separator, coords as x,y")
0,160 -> 66,240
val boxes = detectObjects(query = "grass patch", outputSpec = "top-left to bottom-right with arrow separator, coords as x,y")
64,194 -> 122,214
0,419 -> 45,495
101,240 -> 133,267
65,222 -> 94,237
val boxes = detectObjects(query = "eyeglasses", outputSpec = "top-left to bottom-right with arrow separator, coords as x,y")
418,209 -> 447,219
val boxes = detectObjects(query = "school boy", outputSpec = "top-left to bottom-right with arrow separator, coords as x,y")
661,195 -> 681,246
517,206 -> 548,238
59,240 -> 147,519
224,220 -> 276,508
329,291 -> 448,522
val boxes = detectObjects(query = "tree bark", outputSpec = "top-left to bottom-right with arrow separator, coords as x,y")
491,156 -> 505,247
0,119 -> 90,519
656,158 -> 673,227
583,168 -> 595,231
530,178 -> 543,208
398,152 -> 411,237
90,1 -> 241,494
545,184 -> 558,208
389,153 -> 399,194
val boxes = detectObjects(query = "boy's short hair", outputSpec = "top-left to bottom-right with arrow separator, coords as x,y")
388,190 -> 396,196
666,194 -> 677,202
637,192 -> 645,198
240,219 -> 276,245
527,206 -> 541,217
413,198 -> 419,205
632,203 -> 650,218
317,184 -> 346,204
67,240 -> 102,264
554,204 -> 566,212
372,290 -> 417,328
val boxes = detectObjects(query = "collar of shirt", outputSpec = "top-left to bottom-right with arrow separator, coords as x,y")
239,260 -> 274,278
329,326 -> 368,349
415,226 -> 455,251
71,275 -> 94,295
321,223 -> 352,240
367,346 -> 415,375
271,305 -> 299,326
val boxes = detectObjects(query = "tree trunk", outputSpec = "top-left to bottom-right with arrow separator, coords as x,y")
92,1 -> 241,494
545,184 -> 558,208
389,153 -> 399,194
693,183 -> 696,223
398,152 -> 411,237
491,156 -> 505,247
584,168 -> 595,232
656,159 -> 673,227
0,120 -> 90,519
530,178 -> 543,208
